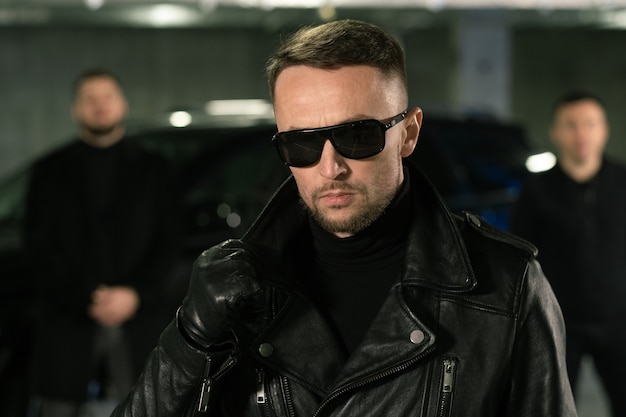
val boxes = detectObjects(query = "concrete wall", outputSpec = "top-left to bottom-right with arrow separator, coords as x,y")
512,27 -> 626,158
0,26 -> 278,179
1,23 -> 626,181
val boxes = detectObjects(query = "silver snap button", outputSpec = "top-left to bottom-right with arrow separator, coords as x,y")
410,329 -> 425,344
258,343 -> 274,357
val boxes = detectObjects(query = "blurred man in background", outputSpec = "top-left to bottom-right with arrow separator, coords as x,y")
24,68 -> 181,417
512,91 -> 626,417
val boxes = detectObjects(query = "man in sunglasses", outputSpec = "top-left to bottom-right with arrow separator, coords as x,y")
113,19 -> 576,416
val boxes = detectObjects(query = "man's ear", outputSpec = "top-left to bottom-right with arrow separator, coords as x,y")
401,107 -> 423,158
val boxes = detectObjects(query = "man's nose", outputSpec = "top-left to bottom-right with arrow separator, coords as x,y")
317,140 -> 347,179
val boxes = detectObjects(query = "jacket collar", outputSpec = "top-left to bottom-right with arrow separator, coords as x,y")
243,160 -> 476,293
245,161 -> 475,396
401,163 -> 476,292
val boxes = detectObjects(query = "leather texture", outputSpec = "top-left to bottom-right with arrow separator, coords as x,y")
112,161 -> 577,417
178,240 -> 267,350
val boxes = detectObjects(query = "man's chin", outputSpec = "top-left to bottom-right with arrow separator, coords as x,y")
85,125 -> 118,136
314,210 -> 370,236
80,119 -> 125,136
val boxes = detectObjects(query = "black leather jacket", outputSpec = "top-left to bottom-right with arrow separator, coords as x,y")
113,162 -> 577,417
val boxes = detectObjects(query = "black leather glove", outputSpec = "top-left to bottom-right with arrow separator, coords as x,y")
178,239 -> 267,351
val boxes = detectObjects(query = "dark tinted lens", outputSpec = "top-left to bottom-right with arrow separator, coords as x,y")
274,119 -> 388,167
331,121 -> 385,159
274,130 -> 325,167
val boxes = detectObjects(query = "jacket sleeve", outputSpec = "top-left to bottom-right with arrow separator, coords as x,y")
111,316 -> 236,417
505,259 -> 578,417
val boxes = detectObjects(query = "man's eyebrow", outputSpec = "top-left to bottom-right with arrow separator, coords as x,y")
294,114 -> 376,130
345,114 -> 374,122
281,114 -> 379,132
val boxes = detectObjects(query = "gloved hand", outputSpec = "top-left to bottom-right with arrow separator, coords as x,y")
178,239 -> 267,351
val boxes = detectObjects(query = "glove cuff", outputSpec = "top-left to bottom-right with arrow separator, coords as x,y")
176,306 -> 238,353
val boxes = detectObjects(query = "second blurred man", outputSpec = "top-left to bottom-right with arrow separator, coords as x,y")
512,91 -> 626,417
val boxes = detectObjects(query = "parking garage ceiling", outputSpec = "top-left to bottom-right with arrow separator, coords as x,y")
2,0 -> 626,29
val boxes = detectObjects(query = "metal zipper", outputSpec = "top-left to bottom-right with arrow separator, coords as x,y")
189,283 -> 279,416
255,286 -> 282,417
257,368 -> 267,404
311,345 -> 436,417
256,368 -> 279,417
195,353 -> 238,413
438,358 -> 457,417
197,355 -> 213,413
280,374 -> 296,417
256,368 -> 297,417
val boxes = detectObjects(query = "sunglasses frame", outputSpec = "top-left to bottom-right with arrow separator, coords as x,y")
272,110 -> 408,167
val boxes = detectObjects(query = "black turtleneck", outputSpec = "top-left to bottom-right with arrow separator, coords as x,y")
302,174 -> 412,354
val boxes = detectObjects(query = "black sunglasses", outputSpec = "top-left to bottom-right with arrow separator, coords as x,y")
272,111 -> 408,167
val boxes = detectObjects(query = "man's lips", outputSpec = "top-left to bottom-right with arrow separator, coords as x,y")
319,191 -> 354,206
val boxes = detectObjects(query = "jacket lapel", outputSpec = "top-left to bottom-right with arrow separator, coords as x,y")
244,161 -> 476,396
250,282 -> 436,397
402,164 -> 476,292
329,283 -> 436,390
250,292 -> 347,396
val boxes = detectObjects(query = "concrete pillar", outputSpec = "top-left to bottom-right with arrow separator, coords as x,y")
455,10 -> 511,120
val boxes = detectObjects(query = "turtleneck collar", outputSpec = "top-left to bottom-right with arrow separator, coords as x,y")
309,171 -> 412,271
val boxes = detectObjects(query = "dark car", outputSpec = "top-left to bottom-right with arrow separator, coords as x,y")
0,108 -> 537,416
131,121 -> 290,259
413,114 -> 534,230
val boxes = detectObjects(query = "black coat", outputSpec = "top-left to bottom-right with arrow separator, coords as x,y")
511,158 -> 626,325
24,138 -> 181,401
113,161 -> 576,416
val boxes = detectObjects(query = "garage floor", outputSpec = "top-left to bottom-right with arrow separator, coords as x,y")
577,356 -> 611,417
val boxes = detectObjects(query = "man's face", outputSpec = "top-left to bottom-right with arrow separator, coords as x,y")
273,65 -> 420,238
550,99 -> 608,165
72,76 -> 128,140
